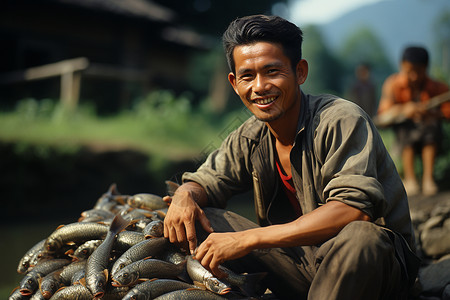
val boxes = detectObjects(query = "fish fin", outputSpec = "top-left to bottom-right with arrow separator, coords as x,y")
103,269 -> 109,281
193,281 -> 206,289
149,278 -> 158,282
113,195 -> 128,205
186,288 -> 200,291
66,242 -> 76,246
55,286 -> 67,293
109,183 -> 119,195
56,224 -> 65,230
137,278 -> 148,283
155,210 -> 166,219
65,249 -> 74,256
110,214 -> 130,236
79,277 -> 87,287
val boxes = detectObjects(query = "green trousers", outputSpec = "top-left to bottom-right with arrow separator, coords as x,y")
198,208 -> 420,300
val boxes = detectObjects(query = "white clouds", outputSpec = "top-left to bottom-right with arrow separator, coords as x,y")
289,0 -> 388,25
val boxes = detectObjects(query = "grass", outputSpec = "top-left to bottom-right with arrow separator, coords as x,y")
0,94 -> 248,163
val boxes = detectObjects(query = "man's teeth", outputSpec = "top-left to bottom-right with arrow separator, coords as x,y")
254,97 -> 276,105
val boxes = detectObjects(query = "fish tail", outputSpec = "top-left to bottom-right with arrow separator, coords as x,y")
109,214 -> 130,236
238,272 -> 267,297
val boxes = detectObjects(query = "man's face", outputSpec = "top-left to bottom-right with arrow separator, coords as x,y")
400,61 -> 427,88
228,42 -> 307,123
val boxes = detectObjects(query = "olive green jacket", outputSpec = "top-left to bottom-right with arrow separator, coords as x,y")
183,92 -> 415,249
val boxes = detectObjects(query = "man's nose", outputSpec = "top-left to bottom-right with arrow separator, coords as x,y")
253,75 -> 269,93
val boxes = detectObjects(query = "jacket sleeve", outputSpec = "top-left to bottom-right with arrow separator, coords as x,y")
182,127 -> 254,208
314,100 -> 387,220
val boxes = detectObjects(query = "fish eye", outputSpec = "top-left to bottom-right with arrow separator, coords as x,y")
119,263 -> 125,269
123,273 -> 128,278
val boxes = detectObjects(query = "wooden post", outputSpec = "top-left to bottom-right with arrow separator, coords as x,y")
0,57 -> 89,110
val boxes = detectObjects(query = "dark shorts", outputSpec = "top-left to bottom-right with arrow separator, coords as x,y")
394,119 -> 442,151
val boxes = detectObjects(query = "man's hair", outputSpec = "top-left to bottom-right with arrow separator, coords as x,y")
401,46 -> 429,66
222,15 -> 303,73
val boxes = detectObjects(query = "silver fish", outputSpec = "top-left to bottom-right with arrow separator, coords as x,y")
186,256 -> 231,295
44,223 -> 109,253
86,214 -> 130,298
113,231 -> 146,252
69,240 -> 103,261
49,284 -> 92,300
111,237 -> 169,276
17,239 -> 46,274
19,259 -> 70,296
59,261 -> 86,286
111,258 -> 187,287
39,269 -> 64,299
122,278 -> 200,300
8,288 -> 28,300
153,288 -> 226,300
127,193 -> 168,211
143,220 -> 164,239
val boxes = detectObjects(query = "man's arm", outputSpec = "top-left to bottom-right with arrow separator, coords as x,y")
194,200 -> 370,277
163,181 -> 213,254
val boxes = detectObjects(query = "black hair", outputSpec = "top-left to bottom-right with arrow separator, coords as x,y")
222,15 -> 303,73
401,46 -> 429,66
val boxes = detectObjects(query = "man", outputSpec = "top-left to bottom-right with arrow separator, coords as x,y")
163,15 -> 419,299
348,62 -> 377,118
378,46 -> 450,196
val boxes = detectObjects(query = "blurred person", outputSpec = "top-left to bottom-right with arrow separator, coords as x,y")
378,46 -> 450,196
163,15 -> 419,299
348,62 -> 377,118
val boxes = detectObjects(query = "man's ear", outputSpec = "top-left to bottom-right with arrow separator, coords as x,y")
296,59 -> 308,85
228,72 -> 239,95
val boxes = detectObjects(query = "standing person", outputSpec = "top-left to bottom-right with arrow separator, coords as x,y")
348,62 -> 378,118
163,15 -> 419,299
377,46 -> 450,196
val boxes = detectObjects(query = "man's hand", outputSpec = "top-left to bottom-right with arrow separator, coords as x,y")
194,231 -> 252,278
163,182 -> 213,254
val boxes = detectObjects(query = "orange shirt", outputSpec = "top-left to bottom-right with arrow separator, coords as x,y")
390,73 -> 450,118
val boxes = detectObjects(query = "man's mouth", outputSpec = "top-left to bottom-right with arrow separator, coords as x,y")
252,96 -> 277,106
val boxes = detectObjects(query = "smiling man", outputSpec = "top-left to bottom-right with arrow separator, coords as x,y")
163,15 -> 419,299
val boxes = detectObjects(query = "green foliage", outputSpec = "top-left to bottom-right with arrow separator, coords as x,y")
432,10 -> 450,82
338,26 -> 394,98
0,91 -> 246,164
302,25 -> 343,95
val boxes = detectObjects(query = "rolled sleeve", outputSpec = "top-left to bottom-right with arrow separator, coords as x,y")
317,101 -> 387,220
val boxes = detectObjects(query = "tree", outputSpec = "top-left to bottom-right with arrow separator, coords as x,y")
338,26 -> 394,98
301,25 -> 342,95
432,10 -> 450,82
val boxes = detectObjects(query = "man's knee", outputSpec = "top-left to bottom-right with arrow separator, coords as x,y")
322,221 -> 395,266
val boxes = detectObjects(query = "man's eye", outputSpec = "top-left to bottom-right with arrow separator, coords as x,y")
240,74 -> 253,80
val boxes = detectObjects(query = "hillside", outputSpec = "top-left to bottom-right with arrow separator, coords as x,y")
319,0 -> 450,66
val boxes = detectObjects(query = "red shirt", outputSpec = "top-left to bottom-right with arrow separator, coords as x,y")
275,160 -> 302,218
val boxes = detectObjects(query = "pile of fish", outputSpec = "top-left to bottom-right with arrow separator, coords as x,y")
9,183 -> 267,300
